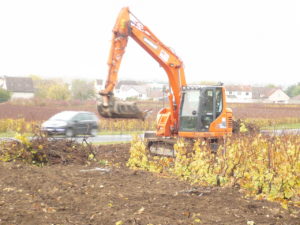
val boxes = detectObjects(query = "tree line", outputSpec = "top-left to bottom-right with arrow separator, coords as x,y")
32,75 -> 96,101
0,76 -> 300,103
0,75 -> 96,102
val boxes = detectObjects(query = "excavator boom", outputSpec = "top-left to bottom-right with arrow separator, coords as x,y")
99,7 -> 232,148
98,7 -> 186,122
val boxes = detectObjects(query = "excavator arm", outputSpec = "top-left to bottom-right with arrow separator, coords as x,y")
99,8 -> 130,98
98,7 -> 186,123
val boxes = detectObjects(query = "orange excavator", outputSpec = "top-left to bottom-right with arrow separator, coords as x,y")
98,7 -> 233,154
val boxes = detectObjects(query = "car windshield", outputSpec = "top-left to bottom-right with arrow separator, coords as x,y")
49,111 -> 78,121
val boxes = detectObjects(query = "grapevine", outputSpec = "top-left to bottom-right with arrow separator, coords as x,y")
127,134 -> 300,207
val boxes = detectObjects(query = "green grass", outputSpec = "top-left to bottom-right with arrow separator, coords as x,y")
91,141 -> 131,145
0,130 -> 143,138
0,131 -> 16,137
0,131 -> 34,138
98,131 -> 144,135
262,123 -> 300,130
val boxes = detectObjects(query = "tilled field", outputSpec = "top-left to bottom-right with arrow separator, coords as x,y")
229,103 -> 300,119
0,144 -> 299,225
1,102 -> 300,121
0,102 -> 97,121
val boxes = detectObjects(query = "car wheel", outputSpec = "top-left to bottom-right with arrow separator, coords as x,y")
89,128 -> 98,137
65,128 -> 75,137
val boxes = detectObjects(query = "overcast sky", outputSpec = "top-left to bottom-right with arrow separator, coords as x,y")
0,0 -> 299,86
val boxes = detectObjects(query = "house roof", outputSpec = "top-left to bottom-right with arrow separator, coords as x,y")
147,88 -> 164,98
95,79 -> 103,85
116,80 -> 151,89
225,85 -> 252,92
252,87 -> 285,99
252,87 -> 280,99
119,85 -> 148,95
3,76 -> 34,93
116,80 -> 139,89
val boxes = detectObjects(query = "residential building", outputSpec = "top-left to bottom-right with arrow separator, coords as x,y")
0,76 -> 34,99
224,85 -> 290,103
115,85 -> 148,100
252,87 -> 290,103
225,85 -> 253,103
94,79 -> 104,93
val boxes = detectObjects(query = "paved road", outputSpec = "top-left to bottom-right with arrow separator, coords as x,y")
1,130 -> 299,144
52,134 -> 144,143
0,134 -> 141,144
69,129 -> 300,143
260,129 -> 300,136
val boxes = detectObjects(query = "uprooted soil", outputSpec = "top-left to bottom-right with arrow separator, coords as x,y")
0,143 -> 299,225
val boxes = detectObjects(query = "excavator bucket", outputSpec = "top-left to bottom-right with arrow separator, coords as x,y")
97,97 -> 148,120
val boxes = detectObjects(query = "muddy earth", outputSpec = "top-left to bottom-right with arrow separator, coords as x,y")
0,144 -> 299,225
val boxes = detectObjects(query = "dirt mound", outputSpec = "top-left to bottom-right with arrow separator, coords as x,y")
0,136 -> 96,165
0,142 -> 299,224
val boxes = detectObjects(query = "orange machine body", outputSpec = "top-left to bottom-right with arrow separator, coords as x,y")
101,7 -> 232,139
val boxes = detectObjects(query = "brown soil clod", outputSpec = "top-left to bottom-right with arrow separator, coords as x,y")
0,140 -> 299,224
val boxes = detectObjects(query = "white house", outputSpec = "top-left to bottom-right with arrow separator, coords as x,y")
225,85 -> 253,103
94,79 -> 104,93
0,76 -> 35,99
115,85 -> 148,100
252,87 -> 290,103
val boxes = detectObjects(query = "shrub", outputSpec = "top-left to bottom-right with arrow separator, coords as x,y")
0,88 -> 11,103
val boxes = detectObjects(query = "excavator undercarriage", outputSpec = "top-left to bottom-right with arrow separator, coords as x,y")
145,134 -> 221,157
144,132 -> 177,157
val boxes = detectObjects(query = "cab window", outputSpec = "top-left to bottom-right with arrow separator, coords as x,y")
215,88 -> 223,117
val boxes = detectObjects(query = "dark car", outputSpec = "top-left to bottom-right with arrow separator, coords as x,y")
41,111 -> 99,137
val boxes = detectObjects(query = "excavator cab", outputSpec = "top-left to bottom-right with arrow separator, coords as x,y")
179,86 -> 224,132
